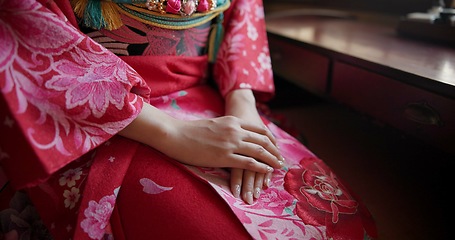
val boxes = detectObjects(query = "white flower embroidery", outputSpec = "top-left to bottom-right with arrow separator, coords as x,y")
108,156 -> 115,162
258,52 -> 271,70
247,23 -> 258,41
255,6 -> 265,20
63,187 -> 80,209
59,167 -> 83,187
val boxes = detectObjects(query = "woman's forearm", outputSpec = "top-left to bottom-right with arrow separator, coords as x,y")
118,102 -> 176,150
121,89 -> 260,149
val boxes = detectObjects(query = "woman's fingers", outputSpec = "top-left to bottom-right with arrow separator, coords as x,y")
157,115 -> 283,174
240,121 -> 277,146
241,170 -> 256,205
264,172 -> 272,188
239,123 -> 284,169
230,169 -> 268,205
235,140 -> 283,170
224,119 -> 284,174
229,154 -> 274,174
253,173 -> 265,199
230,168 -> 243,198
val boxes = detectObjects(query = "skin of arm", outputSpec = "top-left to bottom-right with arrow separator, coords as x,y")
118,94 -> 284,203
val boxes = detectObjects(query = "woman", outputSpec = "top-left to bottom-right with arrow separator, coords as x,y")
0,0 -> 377,239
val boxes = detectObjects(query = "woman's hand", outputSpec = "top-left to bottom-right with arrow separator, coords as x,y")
225,89 -> 283,204
119,102 -> 283,173
162,115 -> 283,172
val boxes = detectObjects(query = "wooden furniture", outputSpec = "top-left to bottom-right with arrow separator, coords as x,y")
265,7 -> 455,155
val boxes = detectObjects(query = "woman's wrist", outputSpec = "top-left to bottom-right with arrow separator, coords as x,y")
225,89 -> 257,116
119,102 -> 177,150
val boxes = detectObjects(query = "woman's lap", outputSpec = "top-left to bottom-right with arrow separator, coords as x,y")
115,145 -> 252,240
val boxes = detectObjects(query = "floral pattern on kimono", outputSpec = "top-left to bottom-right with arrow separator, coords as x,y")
0,0 -> 150,189
0,0 -> 378,239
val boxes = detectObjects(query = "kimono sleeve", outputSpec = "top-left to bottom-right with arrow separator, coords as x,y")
212,0 -> 275,102
0,0 -> 150,189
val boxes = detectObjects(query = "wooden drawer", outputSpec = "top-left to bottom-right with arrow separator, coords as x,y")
268,35 -> 329,95
331,61 -> 455,154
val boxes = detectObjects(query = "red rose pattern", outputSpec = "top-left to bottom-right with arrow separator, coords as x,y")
284,157 -> 358,226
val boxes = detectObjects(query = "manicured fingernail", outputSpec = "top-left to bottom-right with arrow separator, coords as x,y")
245,192 -> 253,205
233,184 -> 240,198
278,160 -> 284,167
266,166 -> 274,172
254,187 -> 261,199
265,178 -> 271,187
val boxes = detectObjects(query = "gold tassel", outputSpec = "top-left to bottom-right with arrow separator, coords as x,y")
71,0 -> 89,18
100,1 -> 123,30
70,0 -> 124,30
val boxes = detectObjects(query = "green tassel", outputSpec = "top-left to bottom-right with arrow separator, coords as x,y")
83,0 -> 106,29
71,0 -> 123,30
208,13 -> 224,63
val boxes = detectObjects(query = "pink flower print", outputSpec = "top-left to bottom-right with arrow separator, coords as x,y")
63,187 -> 81,209
230,185 -> 294,218
81,194 -> 116,240
166,0 -> 181,14
257,188 -> 294,216
59,167 -> 83,187
47,50 -> 134,118
140,178 -> 173,194
0,23 -> 16,71
0,0 -> 82,56
284,158 -> 358,226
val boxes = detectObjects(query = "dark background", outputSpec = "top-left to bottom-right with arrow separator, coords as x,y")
264,0 -> 453,15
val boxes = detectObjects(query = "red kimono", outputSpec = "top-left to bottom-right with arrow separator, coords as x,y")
0,0 -> 377,239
